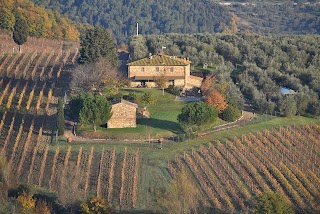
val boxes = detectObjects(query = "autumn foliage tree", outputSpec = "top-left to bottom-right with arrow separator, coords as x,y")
205,90 -> 228,112
81,196 -> 113,214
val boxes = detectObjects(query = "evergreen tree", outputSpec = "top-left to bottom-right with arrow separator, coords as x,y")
79,26 -> 118,65
57,98 -> 64,136
13,11 -> 28,53
78,93 -> 112,132
178,101 -> 218,127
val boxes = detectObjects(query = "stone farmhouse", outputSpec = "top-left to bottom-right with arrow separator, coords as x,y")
127,53 -> 203,89
107,99 -> 138,128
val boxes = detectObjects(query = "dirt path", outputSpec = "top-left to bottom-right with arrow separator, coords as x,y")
198,110 -> 254,137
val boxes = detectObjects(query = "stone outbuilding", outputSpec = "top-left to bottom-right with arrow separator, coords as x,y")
107,99 -> 138,128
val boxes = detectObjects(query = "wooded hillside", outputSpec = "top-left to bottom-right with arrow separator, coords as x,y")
30,0 -> 319,43
30,0 -> 233,42
0,0 -> 80,41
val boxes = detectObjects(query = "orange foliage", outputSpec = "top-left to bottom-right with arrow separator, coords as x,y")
200,75 -> 217,95
205,90 -> 228,112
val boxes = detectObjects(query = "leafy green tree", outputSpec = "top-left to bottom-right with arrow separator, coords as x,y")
129,35 -> 148,60
57,98 -> 64,136
78,93 -> 112,132
254,192 -> 293,214
279,96 -> 297,117
220,105 -> 241,122
178,101 -> 218,127
13,11 -> 28,53
81,196 -> 113,214
79,26 -> 118,65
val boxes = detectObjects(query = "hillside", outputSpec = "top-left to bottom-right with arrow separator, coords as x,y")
0,0 -> 79,41
0,35 -> 319,213
30,0 -> 319,43
30,0 -> 233,42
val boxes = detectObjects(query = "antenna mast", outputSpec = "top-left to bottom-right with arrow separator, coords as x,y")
136,23 -> 139,36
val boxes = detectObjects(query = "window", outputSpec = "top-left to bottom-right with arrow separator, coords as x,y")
156,67 -> 159,72
170,67 -> 174,72
141,67 -> 145,72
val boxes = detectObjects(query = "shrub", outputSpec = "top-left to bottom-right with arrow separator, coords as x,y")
166,85 -> 181,96
254,192 -> 293,214
219,105 -> 242,122
178,101 -> 218,127
141,92 -> 156,106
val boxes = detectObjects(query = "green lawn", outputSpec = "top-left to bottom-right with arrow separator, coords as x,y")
78,89 -> 188,139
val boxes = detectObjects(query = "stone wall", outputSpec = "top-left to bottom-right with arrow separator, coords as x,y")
107,103 -> 137,128
128,65 -> 189,79
186,75 -> 203,89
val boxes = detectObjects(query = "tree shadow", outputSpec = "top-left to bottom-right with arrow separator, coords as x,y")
137,118 -> 184,134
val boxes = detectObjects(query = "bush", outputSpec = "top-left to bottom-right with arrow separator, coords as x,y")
219,105 -> 242,122
141,92 -> 157,106
166,85 -> 181,96
178,101 -> 218,127
254,192 -> 293,214
123,91 -> 136,102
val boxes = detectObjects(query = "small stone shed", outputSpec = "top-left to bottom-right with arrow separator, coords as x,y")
107,99 -> 138,128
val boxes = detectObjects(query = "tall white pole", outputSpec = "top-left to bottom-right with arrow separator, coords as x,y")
136,23 -> 139,35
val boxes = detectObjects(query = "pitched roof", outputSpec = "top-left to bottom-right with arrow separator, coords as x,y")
112,99 -> 138,108
127,53 -> 191,66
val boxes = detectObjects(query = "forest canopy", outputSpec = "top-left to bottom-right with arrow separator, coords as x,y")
0,0 -> 80,41
30,0 -> 320,43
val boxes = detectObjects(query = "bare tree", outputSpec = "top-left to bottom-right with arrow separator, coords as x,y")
70,58 -> 119,93
154,70 -> 168,96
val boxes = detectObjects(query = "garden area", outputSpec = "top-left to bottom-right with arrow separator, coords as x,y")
76,88 -> 226,140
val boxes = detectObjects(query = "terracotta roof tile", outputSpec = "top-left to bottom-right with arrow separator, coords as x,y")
127,54 -> 191,66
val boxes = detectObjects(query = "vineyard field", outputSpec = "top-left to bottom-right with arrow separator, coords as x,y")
0,48 -> 140,209
168,124 -> 320,213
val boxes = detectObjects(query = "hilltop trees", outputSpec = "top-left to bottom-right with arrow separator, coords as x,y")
0,8 -> 15,32
0,0 -> 79,41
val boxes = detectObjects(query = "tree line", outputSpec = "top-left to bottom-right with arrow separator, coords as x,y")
129,33 -> 320,117
0,0 -> 80,42
30,0 -> 233,43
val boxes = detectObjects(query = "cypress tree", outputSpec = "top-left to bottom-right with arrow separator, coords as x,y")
57,98 -> 65,136
13,11 -> 28,53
